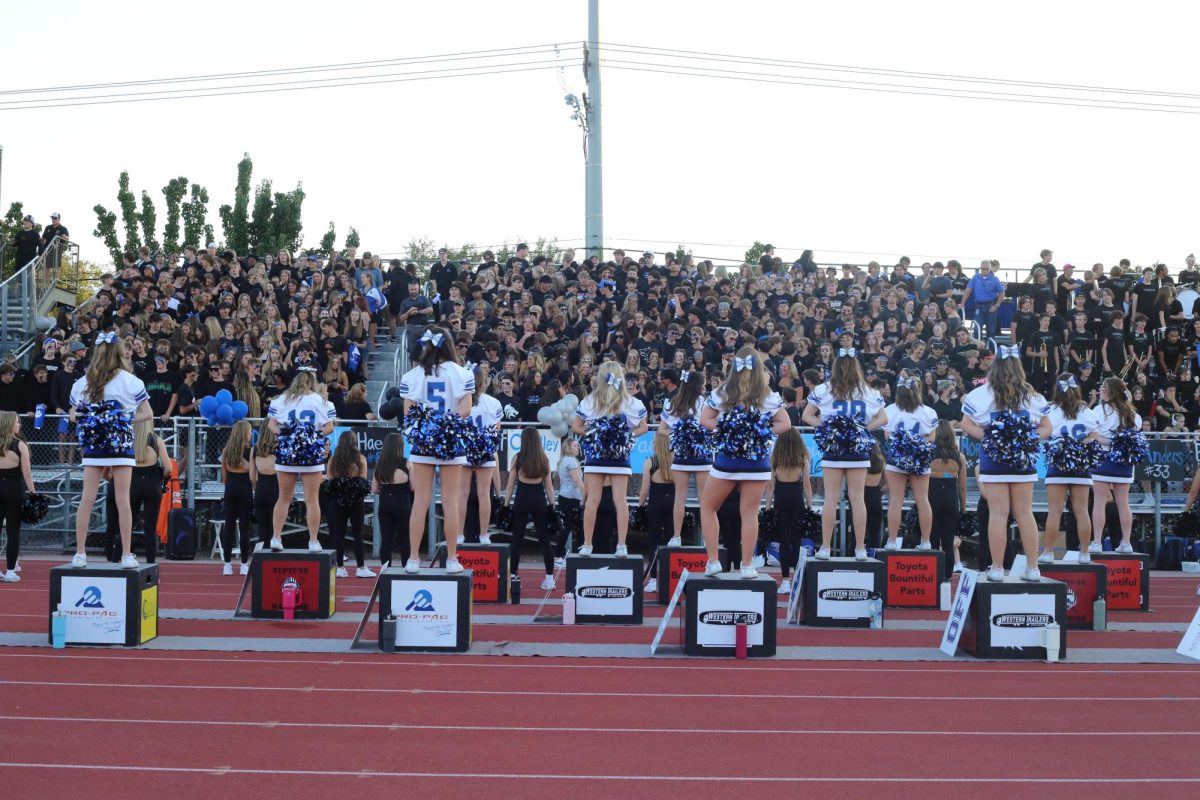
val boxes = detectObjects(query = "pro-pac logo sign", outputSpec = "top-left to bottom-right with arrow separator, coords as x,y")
405,590 -> 436,612
391,581 -> 459,647
60,575 -> 127,645
698,610 -> 764,625
75,586 -> 105,608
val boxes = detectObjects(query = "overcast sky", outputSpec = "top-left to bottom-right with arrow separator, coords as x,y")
3,0 -> 1199,272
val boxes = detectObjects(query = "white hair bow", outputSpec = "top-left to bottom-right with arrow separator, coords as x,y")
606,372 -> 622,389
1058,375 -> 1078,391
95,331 -> 119,345
680,370 -> 691,383
733,355 -> 755,372
839,347 -> 856,358
420,330 -> 444,347
997,344 -> 1021,359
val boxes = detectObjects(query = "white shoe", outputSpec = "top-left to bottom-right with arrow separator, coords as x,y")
815,547 -> 831,560
704,560 -> 723,576
2,570 -> 19,583
71,553 -> 87,569
1138,495 -> 1155,508
456,534 -> 465,545
1087,542 -> 1102,553
1078,551 -> 1091,564
740,566 -> 759,579
239,562 -> 250,576
667,537 -> 682,547
356,567 -> 376,578
540,575 -> 556,591
751,554 -> 766,568
1116,543 -> 1134,554
986,567 -> 1005,582
553,557 -> 566,570
915,542 -> 932,551
12,560 -> 19,572
766,552 -> 780,567
578,544 -> 593,556
307,541 -> 322,552
777,580 -> 791,595
1038,552 -> 1053,564
952,562 -> 964,574
269,538 -> 283,551
404,558 -> 420,574
615,544 -> 628,557
222,563 -> 233,576
644,578 -> 658,593
855,549 -> 868,561
480,534 -> 492,545
336,567 -> 349,578
120,554 -> 138,570
446,558 -> 463,574
1022,568 -> 1042,582
884,540 -> 901,551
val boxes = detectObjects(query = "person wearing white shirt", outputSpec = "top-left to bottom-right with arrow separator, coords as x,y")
881,372 -> 939,551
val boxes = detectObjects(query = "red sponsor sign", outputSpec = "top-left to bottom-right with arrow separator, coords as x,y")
457,550 -> 504,603
1093,555 -> 1144,611
884,553 -> 938,607
1040,568 -> 1100,628
260,560 -> 321,613
666,552 -> 709,601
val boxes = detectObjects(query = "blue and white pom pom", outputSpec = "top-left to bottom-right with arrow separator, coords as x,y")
580,415 -> 634,461
982,411 -> 1041,471
887,429 -> 935,474
668,416 -> 712,459
464,426 -> 501,467
328,476 -> 371,507
276,419 -> 327,467
1107,428 -> 1149,466
1045,437 -> 1104,474
75,400 -> 134,455
814,414 -> 873,459
402,403 -> 473,461
712,405 -> 773,460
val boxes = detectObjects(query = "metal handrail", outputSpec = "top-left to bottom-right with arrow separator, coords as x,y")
0,237 -> 81,355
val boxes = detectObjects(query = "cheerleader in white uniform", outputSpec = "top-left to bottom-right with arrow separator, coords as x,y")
1089,377 -> 1142,555
69,331 -> 153,569
457,362 -> 503,545
267,368 -> 336,552
801,349 -> 887,560
960,346 -> 1051,581
882,371 -> 939,550
657,370 -> 711,545
699,348 -> 791,578
399,328 -> 475,573
1041,374 -> 1100,562
570,362 -> 648,556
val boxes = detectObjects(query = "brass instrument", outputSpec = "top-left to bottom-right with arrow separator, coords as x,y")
1039,343 -> 1048,373
1117,355 -> 1136,382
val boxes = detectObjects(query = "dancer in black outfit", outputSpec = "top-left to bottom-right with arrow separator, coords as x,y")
928,421 -> 967,573
0,412 -> 34,583
128,419 -> 167,564
637,431 -> 676,593
326,430 -> 372,578
861,434 -> 886,551
220,420 -> 254,575
250,420 -> 279,549
372,433 -> 410,567
764,429 -> 812,595
504,427 -> 557,591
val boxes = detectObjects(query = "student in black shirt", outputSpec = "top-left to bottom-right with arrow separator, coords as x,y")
1010,296 -> 1038,348
39,213 -> 69,254
1157,326 -> 1187,377
1023,315 -> 1061,397
144,355 -> 181,421
1100,312 -> 1130,378
1127,314 -> 1155,377
493,373 -> 524,423
12,216 -> 40,269
1066,313 -> 1097,370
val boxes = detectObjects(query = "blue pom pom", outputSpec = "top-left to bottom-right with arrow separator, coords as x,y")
1107,428 -> 1149,466
668,416 -> 712,461
1045,437 -> 1104,474
580,415 -> 634,462
199,396 -> 218,416
402,403 -> 472,461
215,389 -> 233,406
815,414 -> 873,459
276,419 -> 327,467
982,411 -> 1041,470
75,401 -> 134,457
464,425 -> 501,467
887,429 -> 935,474
230,400 -> 249,421
712,405 -> 773,461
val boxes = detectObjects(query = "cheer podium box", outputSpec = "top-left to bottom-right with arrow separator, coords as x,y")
875,549 -> 946,609
251,549 -> 336,619
1038,562 -> 1108,630
960,576 -> 1068,659
655,545 -> 727,605
566,554 -> 643,624
800,558 -> 885,628
49,563 -> 159,647
683,572 -> 777,657
1091,552 -> 1151,611
435,543 -> 511,603
378,567 -> 473,652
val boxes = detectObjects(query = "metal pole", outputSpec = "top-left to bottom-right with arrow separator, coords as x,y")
186,419 -> 196,508
584,0 -> 603,260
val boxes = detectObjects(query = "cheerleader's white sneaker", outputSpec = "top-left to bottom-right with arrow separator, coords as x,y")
355,567 -> 375,578
222,563 -> 234,576
404,559 -> 420,574
815,547 -> 831,560
540,575 -> 556,591
3,571 -> 20,583
986,567 -> 1005,582
1038,551 -> 1054,564
239,562 -> 250,576
952,562 -> 964,573
480,534 -> 492,545
71,553 -> 87,569
855,549 -> 868,561
1116,543 -> 1134,554
307,541 -> 322,553
1087,542 -> 1102,554
1022,568 -> 1042,582
269,538 -> 283,551
644,578 -> 658,594
704,560 -> 723,576
916,542 -> 932,551
1078,551 -> 1091,564
335,567 -> 348,578
667,537 -> 682,547
578,544 -> 593,556
615,544 -> 628,557
777,581 -> 791,595
751,554 -> 766,568
740,566 -> 759,579
445,559 -> 464,574
884,540 -> 901,551
120,554 -> 138,570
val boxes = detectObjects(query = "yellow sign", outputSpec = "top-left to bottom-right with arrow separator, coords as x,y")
329,566 -> 336,614
140,585 -> 158,643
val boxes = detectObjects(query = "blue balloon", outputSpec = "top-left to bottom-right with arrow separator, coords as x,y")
215,389 -> 233,406
230,400 -> 249,421
199,396 -> 218,415
205,414 -> 219,427
216,404 -> 234,425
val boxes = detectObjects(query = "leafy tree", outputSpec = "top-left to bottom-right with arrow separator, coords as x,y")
139,191 -> 160,253
117,171 -> 141,254
92,205 -> 121,265
161,177 -> 188,255
404,237 -> 437,262
744,240 -> 769,268
319,222 -> 337,255
344,226 -> 361,250
247,179 -> 274,254
181,183 -> 211,250
218,153 -> 253,253
74,259 -> 110,304
270,183 -> 305,255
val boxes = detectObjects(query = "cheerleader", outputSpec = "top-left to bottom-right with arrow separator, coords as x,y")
658,370 -> 710,545
1089,377 -> 1142,556
458,363 -> 503,545
399,327 -> 474,573
960,346 -> 1051,581
763,428 -> 812,594
69,331 -> 153,569
220,420 -> 254,575
267,368 -> 336,553
372,433 -> 411,567
1041,374 -> 1100,562
699,347 -> 791,578
571,362 -> 648,556
882,371 -> 938,550
504,426 -> 557,590
0,412 -> 34,583
800,348 -> 887,560
250,420 -> 278,550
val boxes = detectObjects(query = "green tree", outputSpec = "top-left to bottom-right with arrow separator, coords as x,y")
247,179 -> 274,254
92,204 -> 121,265
270,183 -> 305,254
161,177 -> 188,255
139,190 -> 160,253
319,222 -> 337,256
117,171 -> 141,254
404,236 -> 437,262
744,240 -> 768,268
344,226 -> 361,250
181,183 -> 211,250
218,153 -> 253,253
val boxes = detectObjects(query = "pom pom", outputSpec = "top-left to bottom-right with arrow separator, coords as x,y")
668,416 -> 712,461
328,476 -> 371,507
75,401 -> 133,456
887,430 -> 935,474
958,510 -> 977,540
21,492 -> 50,524
580,415 -> 634,462
629,505 -> 647,531
800,507 -> 822,539
556,499 -> 583,533
1045,437 -> 1104,474
275,419 -> 327,467
814,414 -> 873,459
402,403 -> 472,461
1107,428 -> 1149,467
384,386 -> 401,401
492,503 -> 512,532
982,411 -> 1040,471
758,507 -> 777,539
464,426 -> 501,467
1174,504 -> 1200,539
379,398 -> 401,421
215,389 -> 233,406
682,510 -> 698,537
712,405 -> 773,461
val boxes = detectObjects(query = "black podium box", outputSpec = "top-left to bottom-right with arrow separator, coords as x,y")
378,567 -> 473,652
1038,562 -> 1108,630
800,558 -> 885,628
435,543 -> 510,603
566,554 -> 643,624
656,546 -> 727,605
876,550 -> 946,608
1091,553 -> 1150,611
49,563 -> 159,647
683,573 -> 777,657
960,576 -> 1068,659
251,549 -> 336,619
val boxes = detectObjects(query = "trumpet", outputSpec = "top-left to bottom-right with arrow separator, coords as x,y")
1117,356 -> 1136,382
1039,343 -> 1048,373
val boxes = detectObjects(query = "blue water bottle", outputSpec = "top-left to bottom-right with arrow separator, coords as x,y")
34,403 -> 46,430
57,415 -> 69,434
51,606 -> 66,649
1103,536 -> 1112,552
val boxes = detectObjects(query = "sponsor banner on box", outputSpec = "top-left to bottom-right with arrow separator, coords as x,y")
575,568 -> 634,616
696,588 -> 765,648
459,550 -> 504,602
391,581 -> 460,648
140,584 -> 158,643
262,560 -> 322,612
886,554 -> 937,606
1042,569 -> 1099,628
666,552 -> 708,600
61,576 -> 127,644
1093,556 -> 1143,610
816,570 -> 876,619
989,593 -> 1057,649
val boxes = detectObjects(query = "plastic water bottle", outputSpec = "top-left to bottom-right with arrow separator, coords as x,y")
510,574 -> 521,604
869,596 -> 883,629
51,604 -> 66,649
562,592 -> 575,625
380,615 -> 396,652
939,581 -> 951,611
1102,536 -> 1112,552
1043,622 -> 1061,662
57,416 -> 69,434
735,622 -> 748,659
1093,598 -> 1106,631
34,404 -> 46,430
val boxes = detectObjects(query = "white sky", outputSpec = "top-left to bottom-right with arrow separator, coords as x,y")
2,0 -> 1199,272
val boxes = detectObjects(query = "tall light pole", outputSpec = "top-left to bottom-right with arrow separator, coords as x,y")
583,0 -> 603,261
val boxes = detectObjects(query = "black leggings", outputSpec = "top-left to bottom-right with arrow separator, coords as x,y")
104,468 -> 162,562
377,484 -> 411,567
718,491 -> 742,569
645,483 -> 675,561
222,472 -> 253,564
511,482 -> 552,575
254,474 -> 279,547
0,476 -> 22,571
555,496 -> 581,557
328,499 -> 366,567
774,484 -> 806,579
863,482 -> 883,550
928,478 -> 959,567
